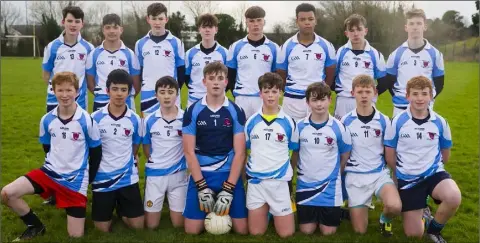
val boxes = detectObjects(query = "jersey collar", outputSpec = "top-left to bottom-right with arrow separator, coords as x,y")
201,95 -> 230,107
405,104 -> 437,121
349,106 -> 381,120
345,39 -> 372,51
58,31 -> 83,43
303,114 -> 335,126
291,32 -> 321,44
101,103 -> 132,117
194,41 -> 220,50
155,107 -> 184,119
257,106 -> 287,119
99,41 -> 127,50
51,104 -> 83,120
401,38 -> 432,49
144,30 -> 174,40
241,35 -> 271,44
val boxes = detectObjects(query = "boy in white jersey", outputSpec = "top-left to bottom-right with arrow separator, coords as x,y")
135,3 -> 185,116
42,6 -> 94,113
87,13 -> 141,112
381,9 -> 445,117
334,14 -> 387,120
384,76 -> 461,243
91,69 -> 144,232
293,82 -> 351,235
277,3 -> 336,122
341,75 -> 401,237
186,14 -> 227,108
227,6 -> 280,119
142,76 -> 187,229
245,72 -> 297,238
1,72 -> 102,240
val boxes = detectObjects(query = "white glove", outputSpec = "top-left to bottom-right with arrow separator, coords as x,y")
213,181 -> 235,216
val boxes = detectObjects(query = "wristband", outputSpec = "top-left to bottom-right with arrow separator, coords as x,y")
222,181 -> 235,194
195,178 -> 207,191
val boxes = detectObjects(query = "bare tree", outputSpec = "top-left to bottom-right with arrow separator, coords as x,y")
183,1 -> 218,21
234,1 -> 250,28
29,1 -> 84,24
85,1 -> 112,26
1,1 -> 21,33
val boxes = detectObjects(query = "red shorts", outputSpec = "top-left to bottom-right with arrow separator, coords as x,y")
25,169 -> 87,208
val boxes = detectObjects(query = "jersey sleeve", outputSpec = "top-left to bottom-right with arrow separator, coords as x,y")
129,49 -> 141,76
276,41 -> 289,71
386,49 -> 398,76
233,105 -> 246,135
86,50 -> 96,77
132,114 -> 142,145
433,49 -> 445,77
185,49 -> 193,75
134,39 -> 143,68
289,118 -> 299,151
244,117 -> 252,150
324,40 -> 337,67
384,117 -> 398,148
271,43 -> 280,72
226,42 -> 238,69
440,118 -> 452,149
87,118 -> 102,148
142,115 -> 152,145
375,50 -> 387,79
42,43 -> 54,72
39,115 -> 51,144
175,38 -> 186,67
182,105 -> 197,135
338,123 -> 352,154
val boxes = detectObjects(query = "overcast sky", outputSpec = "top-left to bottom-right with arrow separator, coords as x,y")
9,1 -> 478,32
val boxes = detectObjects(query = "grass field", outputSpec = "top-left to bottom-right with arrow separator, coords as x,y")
1,57 -> 478,242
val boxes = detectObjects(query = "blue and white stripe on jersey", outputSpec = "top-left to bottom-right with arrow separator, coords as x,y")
90,104 -> 141,192
245,108 -> 298,184
39,105 -> 101,196
341,108 -> 389,174
226,36 -> 279,97
143,108 -> 186,176
42,32 -> 94,109
186,42 -> 227,104
335,40 -> 386,97
135,31 -> 185,114
386,39 -> 445,108
86,41 -> 140,107
294,115 -> 352,206
277,33 -> 336,99
182,96 -> 246,172
384,105 -> 452,189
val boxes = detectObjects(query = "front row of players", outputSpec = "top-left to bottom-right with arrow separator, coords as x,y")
2,62 -> 461,242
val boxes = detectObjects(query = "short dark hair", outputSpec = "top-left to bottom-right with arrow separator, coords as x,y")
197,13 -> 219,28
62,6 -> 84,21
405,8 -> 426,22
295,3 -> 316,18
155,76 -> 179,93
106,69 -> 132,92
203,61 -> 228,77
306,82 -> 331,101
147,2 -> 168,17
244,6 -> 266,19
102,13 -> 122,26
258,72 -> 283,91
344,14 -> 367,30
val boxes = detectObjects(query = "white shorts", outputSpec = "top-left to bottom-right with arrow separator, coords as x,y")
246,180 -> 292,216
334,96 -> 356,120
144,171 -> 188,213
282,96 -> 310,122
235,96 -> 262,119
345,169 -> 394,208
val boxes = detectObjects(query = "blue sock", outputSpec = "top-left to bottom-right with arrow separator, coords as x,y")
427,218 -> 445,234
380,213 -> 392,224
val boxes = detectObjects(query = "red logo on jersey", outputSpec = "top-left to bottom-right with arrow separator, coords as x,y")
364,61 -> 371,69
72,132 -> 80,140
277,133 -> 285,142
315,53 -> 322,60
119,59 -> 126,66
223,118 -> 232,127
262,54 -> 270,61
422,60 -> 429,68
178,130 -> 183,136
428,132 -> 436,140
164,50 -> 171,57
374,129 -> 381,137
124,128 -> 131,136
325,136 -> 333,145
78,53 -> 85,60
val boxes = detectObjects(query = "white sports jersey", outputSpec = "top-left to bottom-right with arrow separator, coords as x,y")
384,105 -> 452,189
294,115 -> 352,206
42,32 -> 94,109
335,40 -> 386,98
186,43 -> 227,103
226,36 -> 279,97
86,41 -> 140,106
91,104 -> 141,192
277,33 -> 336,99
386,39 -> 445,108
245,108 -> 298,184
341,108 -> 390,173
142,108 -> 186,176
135,31 -> 185,113
39,105 -> 101,196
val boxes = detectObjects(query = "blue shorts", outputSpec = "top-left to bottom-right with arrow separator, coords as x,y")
183,171 -> 247,220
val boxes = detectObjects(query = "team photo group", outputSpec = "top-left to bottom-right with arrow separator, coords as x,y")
0,2 -> 462,243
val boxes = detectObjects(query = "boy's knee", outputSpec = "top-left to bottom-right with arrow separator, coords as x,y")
1,188 -> 10,204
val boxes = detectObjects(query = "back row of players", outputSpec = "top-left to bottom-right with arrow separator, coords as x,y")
1,2 -> 459,243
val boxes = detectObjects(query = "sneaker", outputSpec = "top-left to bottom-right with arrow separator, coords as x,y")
42,196 -> 55,206
426,232 -> 447,243
13,225 -> 46,242
380,222 -> 393,237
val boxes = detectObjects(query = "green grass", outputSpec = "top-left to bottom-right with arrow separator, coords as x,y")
1,57 -> 478,242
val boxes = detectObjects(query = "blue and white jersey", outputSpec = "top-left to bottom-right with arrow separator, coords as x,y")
182,96 -> 246,172
384,106 -> 452,189
386,39 -> 444,108
341,108 -> 390,173
245,108 -> 298,184
135,31 -> 185,113
277,33 -> 336,99
143,108 -> 186,176
42,32 -> 94,109
86,41 -> 140,107
226,36 -> 279,97
294,115 -> 352,206
91,104 -> 141,192
185,43 -> 227,103
335,40 -> 386,97
39,105 -> 101,196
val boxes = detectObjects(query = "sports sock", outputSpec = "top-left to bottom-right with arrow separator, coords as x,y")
379,212 -> 392,224
20,209 -> 43,227
427,218 -> 445,234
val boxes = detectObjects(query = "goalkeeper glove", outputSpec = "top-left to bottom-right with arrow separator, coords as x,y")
213,181 -> 235,216
195,178 -> 215,213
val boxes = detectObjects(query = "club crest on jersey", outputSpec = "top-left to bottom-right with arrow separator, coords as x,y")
124,128 -> 131,136
164,50 -> 171,57
262,54 -> 270,62
364,61 -> 371,69
72,132 -> 80,140
325,136 -> 334,146
276,133 -> 286,142
427,132 -> 436,140
223,118 -> 232,127
178,130 -> 183,136
78,53 -> 85,60
422,60 -> 429,68
315,53 -> 322,60
374,129 -> 381,137
119,59 -> 126,66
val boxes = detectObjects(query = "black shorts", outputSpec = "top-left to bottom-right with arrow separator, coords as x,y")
92,183 -> 144,222
398,171 -> 451,212
296,205 -> 341,227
